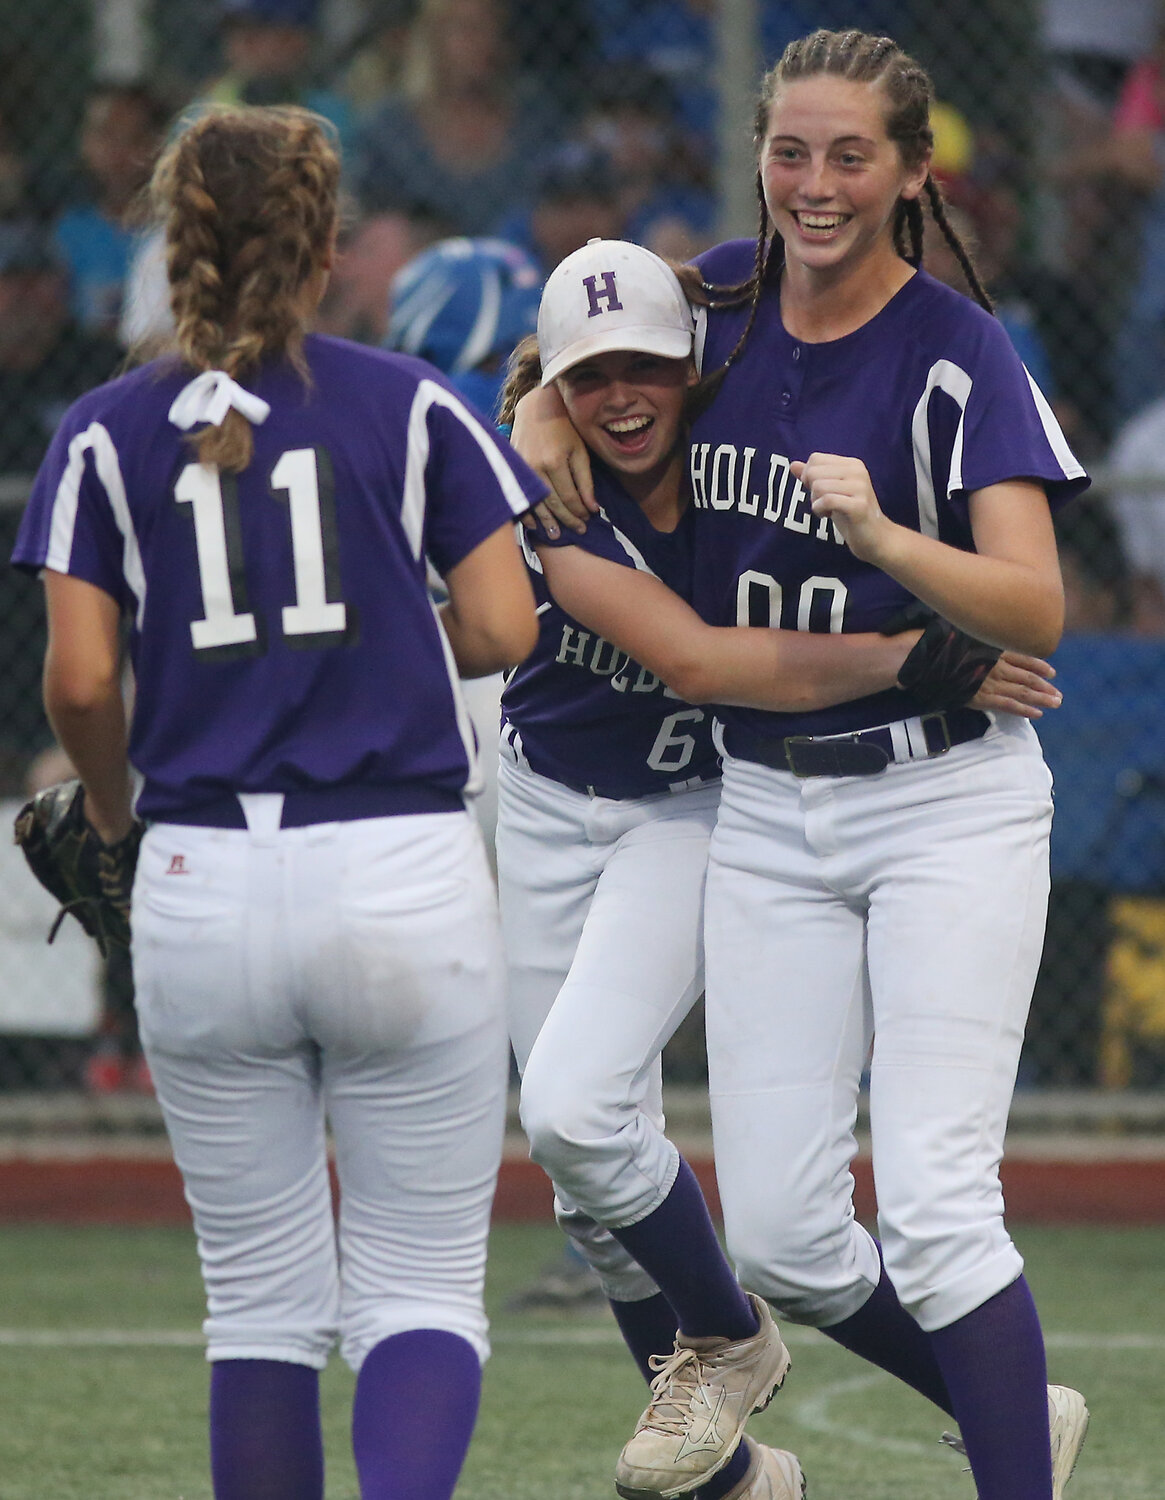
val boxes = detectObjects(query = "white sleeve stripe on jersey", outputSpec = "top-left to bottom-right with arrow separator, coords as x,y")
911,359 -> 973,539
424,557 -> 446,596
1024,368 -> 1087,480
400,377 -> 527,791
434,380 -> 534,516
401,377 -> 532,563
692,305 -> 707,377
46,421 -> 146,626
518,524 -> 544,574
599,506 -> 662,578
45,432 -> 85,573
401,388 -> 434,560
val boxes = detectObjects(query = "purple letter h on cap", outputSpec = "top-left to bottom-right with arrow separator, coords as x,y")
584,271 -> 623,317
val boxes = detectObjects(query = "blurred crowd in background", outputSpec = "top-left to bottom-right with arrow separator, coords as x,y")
3,0 -> 1165,1094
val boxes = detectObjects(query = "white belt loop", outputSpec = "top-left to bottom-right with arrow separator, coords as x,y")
903,715 -> 930,760
237,792 -> 285,841
812,713 -> 942,763
888,720 -> 913,762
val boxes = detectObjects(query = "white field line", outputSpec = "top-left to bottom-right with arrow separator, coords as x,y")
0,1324 -> 1157,1467
0,1329 -> 204,1346
788,1371 -> 931,1457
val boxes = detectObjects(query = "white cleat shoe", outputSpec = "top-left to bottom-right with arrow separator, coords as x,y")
1048,1385 -> 1090,1499
717,1436 -> 806,1500
614,1293 -> 791,1499
939,1383 -> 1090,1499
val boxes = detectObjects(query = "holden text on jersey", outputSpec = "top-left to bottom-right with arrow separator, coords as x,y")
689,443 -> 845,545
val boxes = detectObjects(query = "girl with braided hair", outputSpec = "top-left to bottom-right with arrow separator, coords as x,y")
513,29 -> 1091,1500
13,104 -> 542,1499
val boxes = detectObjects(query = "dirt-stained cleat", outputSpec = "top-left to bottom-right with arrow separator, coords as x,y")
1047,1385 -> 1089,1499
614,1294 -> 791,1498
716,1436 -> 805,1500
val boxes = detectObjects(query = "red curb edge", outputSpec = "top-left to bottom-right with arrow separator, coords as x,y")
1,1156 -> 1164,1226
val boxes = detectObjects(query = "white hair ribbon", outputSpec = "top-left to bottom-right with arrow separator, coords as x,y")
168,370 -> 271,431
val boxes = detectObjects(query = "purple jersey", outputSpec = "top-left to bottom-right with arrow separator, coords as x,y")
12,335 -> 544,820
691,241 -> 1090,741
501,462 -> 719,799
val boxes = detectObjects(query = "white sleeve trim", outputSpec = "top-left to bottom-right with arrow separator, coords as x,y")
518,523 -> 544,574
401,377 -> 532,562
1024,368 -> 1087,481
912,358 -> 1086,539
597,505 -> 661,578
693,305 -> 707,377
401,378 -> 532,795
45,421 -> 146,626
911,360 -> 972,539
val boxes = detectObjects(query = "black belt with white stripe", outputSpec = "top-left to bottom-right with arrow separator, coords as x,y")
723,707 -> 989,779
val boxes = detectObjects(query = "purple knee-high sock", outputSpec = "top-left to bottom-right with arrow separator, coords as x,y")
821,1246 -> 953,1415
694,1440 -> 754,1499
609,1291 -> 680,1383
927,1277 -> 1052,1500
209,1358 -> 323,1500
352,1329 -> 481,1500
609,1158 -> 757,1341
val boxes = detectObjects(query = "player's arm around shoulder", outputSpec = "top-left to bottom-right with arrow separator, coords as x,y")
536,542 -> 916,710
511,384 -> 596,537
440,522 -> 539,678
536,543 -> 716,699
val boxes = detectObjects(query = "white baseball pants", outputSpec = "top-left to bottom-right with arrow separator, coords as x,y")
704,715 -> 1052,1333
132,799 -> 508,1371
496,753 -> 719,1299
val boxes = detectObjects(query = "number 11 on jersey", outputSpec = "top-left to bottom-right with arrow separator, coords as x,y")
175,446 -> 352,658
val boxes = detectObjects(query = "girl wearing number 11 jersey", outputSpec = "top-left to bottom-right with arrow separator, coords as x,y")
12,105 -> 542,1500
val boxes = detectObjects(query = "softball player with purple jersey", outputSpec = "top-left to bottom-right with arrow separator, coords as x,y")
511,34 -> 1091,1500
498,239 -> 1064,1500
499,245 -> 794,1500
12,106 -> 541,1500
502,242 -> 919,1500
686,35 -> 1090,1500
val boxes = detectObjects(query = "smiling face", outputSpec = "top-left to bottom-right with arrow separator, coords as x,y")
760,74 -> 928,286
556,349 -> 693,482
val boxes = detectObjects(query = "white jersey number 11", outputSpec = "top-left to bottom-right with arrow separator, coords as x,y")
174,446 -> 349,657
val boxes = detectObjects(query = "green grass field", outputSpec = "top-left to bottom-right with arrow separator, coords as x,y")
0,1221 -> 1159,1498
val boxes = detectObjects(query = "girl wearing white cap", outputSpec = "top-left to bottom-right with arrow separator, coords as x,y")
495,237 -> 1057,1500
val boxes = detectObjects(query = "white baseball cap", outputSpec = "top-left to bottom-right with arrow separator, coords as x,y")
538,238 -> 695,386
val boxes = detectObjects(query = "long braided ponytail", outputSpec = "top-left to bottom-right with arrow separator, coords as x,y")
150,105 -> 340,472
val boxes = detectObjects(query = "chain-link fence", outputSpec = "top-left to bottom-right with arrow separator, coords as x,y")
2,0 -> 1165,1096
